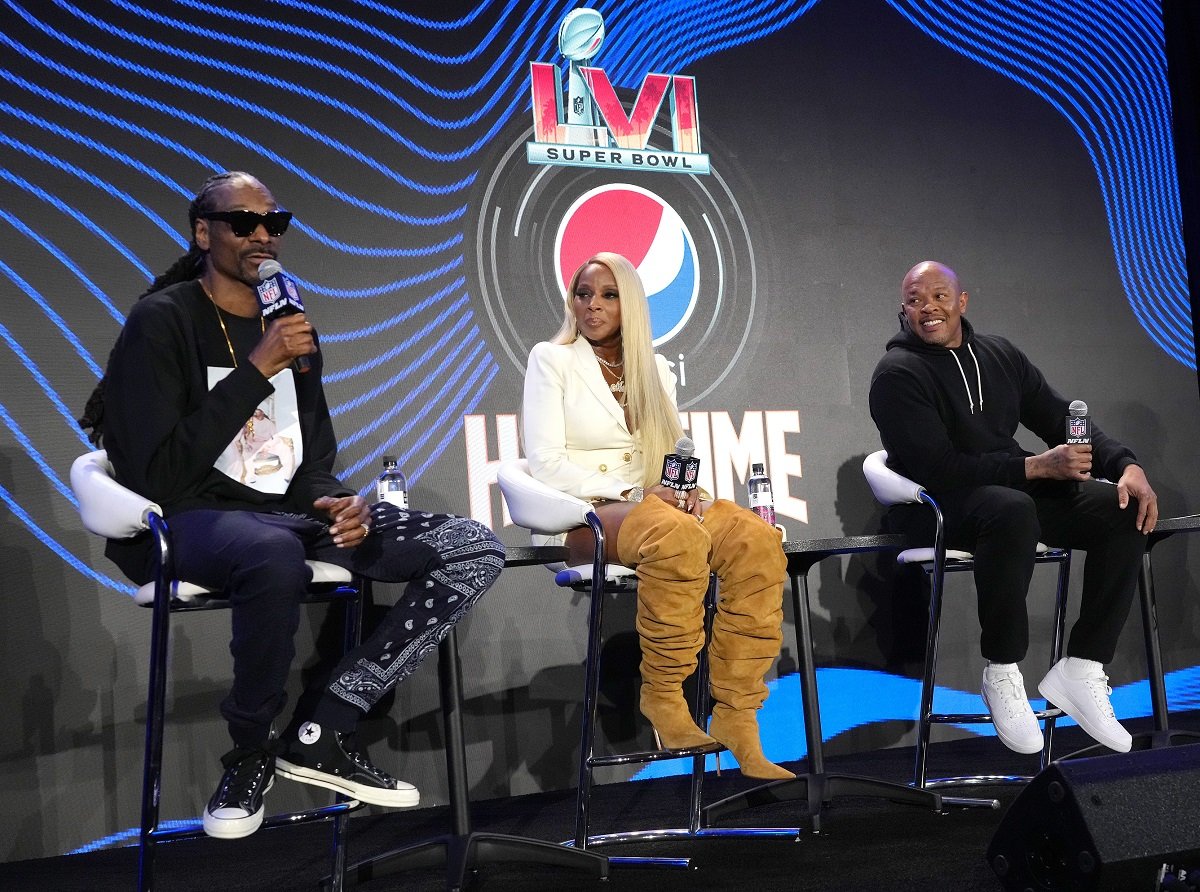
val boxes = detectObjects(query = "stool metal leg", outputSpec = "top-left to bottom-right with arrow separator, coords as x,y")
912,494 -> 1002,808
335,628 -> 608,889
138,513 -> 174,892
1038,554 -> 1072,767
1134,547 -> 1200,749
1062,537 -> 1200,759
133,522 -> 366,892
565,516 -> 796,865
915,507 -> 1070,802
703,561 -> 941,830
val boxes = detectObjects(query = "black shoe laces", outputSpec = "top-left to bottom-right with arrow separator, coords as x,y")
340,735 -> 397,786
213,748 -> 272,805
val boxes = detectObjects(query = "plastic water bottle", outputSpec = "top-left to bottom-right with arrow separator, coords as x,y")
747,462 -> 776,525
375,455 -> 408,508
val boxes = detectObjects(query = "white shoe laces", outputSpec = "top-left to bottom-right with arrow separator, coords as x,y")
986,670 -> 1032,718
1076,669 -> 1116,717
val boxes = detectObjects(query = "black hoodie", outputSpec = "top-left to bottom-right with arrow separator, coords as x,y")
869,315 -> 1138,497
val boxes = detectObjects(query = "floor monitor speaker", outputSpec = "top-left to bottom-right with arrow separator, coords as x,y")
987,743 -> 1200,891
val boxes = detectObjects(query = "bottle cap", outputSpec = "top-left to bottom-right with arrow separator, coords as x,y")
751,462 -> 765,474
382,455 -> 398,466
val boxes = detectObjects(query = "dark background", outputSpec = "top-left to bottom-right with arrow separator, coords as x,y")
1,0 -> 1196,862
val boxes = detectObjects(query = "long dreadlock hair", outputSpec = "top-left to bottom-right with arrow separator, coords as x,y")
77,171 -> 254,445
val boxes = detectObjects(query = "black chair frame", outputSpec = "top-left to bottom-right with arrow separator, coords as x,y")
137,512 -> 363,892
907,489 -> 1073,808
561,510 -> 799,868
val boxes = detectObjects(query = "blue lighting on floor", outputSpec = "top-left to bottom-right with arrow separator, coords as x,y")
633,663 -> 1200,779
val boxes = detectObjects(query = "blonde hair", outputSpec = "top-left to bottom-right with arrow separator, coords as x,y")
553,252 -> 683,487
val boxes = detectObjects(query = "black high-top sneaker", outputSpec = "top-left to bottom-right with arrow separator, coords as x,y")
275,722 -> 419,807
203,747 -> 275,839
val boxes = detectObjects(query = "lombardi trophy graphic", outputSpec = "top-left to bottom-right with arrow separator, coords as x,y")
558,8 -> 606,146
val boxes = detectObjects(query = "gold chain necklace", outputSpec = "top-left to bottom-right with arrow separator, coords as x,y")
598,359 -> 627,406
200,279 -> 264,368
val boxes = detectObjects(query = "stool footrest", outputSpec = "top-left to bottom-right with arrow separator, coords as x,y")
564,826 -> 802,869
928,707 -> 1063,725
588,741 -> 723,769
149,799 -> 362,843
924,774 -> 1031,788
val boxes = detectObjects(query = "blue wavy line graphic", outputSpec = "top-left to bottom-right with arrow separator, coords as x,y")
884,0 -> 1192,367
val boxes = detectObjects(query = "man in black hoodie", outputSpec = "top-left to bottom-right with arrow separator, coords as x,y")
869,260 -> 1157,756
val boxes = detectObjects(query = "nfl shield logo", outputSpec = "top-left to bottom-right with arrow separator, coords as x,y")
257,277 -> 281,305
664,456 -> 682,485
1069,417 -> 1087,438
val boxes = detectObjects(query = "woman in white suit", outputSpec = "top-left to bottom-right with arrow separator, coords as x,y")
522,252 -> 792,779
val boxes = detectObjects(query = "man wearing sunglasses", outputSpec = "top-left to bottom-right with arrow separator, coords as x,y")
80,171 -> 505,840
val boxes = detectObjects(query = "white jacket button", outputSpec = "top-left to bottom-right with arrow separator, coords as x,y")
599,464 -> 608,473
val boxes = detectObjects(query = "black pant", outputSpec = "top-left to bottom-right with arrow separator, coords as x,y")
168,502 -> 504,747
887,479 -> 1145,665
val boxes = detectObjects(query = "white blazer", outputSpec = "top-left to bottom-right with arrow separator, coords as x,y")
523,336 -> 677,503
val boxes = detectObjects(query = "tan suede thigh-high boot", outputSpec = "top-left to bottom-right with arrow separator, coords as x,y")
703,500 -> 793,779
616,497 -> 717,749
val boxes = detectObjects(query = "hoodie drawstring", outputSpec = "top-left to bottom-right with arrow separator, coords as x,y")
950,346 -> 985,414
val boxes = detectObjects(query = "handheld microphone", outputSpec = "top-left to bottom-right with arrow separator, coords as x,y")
1066,400 -> 1091,444
660,436 -> 701,492
255,259 -> 312,373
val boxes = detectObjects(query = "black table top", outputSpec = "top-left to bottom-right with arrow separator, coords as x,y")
503,544 -> 567,568
503,534 -> 912,575
503,518 -> 1200,570
1148,514 -> 1200,547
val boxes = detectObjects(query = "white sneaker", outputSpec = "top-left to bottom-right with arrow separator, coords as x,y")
981,663 -> 1044,754
1038,658 -> 1132,753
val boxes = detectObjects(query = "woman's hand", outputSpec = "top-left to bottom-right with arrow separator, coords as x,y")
646,484 -> 705,518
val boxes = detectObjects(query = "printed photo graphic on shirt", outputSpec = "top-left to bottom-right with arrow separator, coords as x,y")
208,367 -> 304,493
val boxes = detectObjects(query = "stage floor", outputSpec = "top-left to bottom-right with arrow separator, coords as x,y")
3,714 -> 1196,891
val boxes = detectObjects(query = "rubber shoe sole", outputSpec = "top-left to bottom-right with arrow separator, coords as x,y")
202,776 -> 274,840
275,758 -> 419,808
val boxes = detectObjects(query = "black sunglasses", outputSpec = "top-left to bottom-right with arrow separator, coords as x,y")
202,210 -> 293,238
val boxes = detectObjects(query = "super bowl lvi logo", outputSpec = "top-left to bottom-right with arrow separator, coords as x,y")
527,8 -> 709,174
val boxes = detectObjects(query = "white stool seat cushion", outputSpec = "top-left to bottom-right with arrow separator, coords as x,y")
897,542 -> 1057,567
897,548 -> 974,565
133,560 -> 353,606
554,564 -> 637,587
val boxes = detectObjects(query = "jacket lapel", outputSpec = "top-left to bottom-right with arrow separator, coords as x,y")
571,337 -> 629,434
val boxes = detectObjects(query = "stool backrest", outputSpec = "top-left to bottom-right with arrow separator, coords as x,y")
497,459 -> 592,535
862,449 -> 925,508
70,449 -> 161,540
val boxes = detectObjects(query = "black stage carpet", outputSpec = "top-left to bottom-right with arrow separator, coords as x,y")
3,716 -> 1196,891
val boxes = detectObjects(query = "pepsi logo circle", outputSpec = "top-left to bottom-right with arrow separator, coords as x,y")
467,115 -> 759,408
555,185 -> 699,345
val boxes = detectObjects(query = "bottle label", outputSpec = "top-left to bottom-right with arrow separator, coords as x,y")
379,489 -> 409,509
751,504 -> 776,525
749,490 -> 772,508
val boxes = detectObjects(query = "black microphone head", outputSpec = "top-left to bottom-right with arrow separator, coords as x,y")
1069,400 -> 1088,416
257,259 -> 282,280
675,436 -> 695,459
